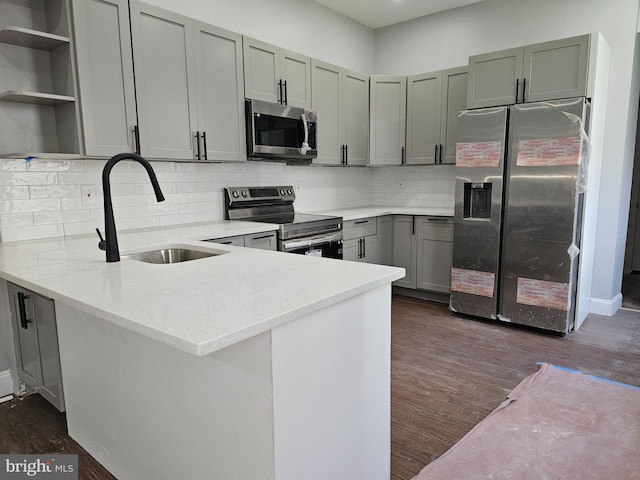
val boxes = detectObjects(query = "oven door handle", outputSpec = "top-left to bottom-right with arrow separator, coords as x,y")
280,231 -> 343,252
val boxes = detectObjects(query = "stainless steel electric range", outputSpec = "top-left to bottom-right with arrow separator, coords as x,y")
223,186 -> 343,258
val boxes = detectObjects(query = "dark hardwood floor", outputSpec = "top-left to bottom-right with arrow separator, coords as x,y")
391,295 -> 640,480
1,295 -> 639,480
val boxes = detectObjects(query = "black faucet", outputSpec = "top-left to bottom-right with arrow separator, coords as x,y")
97,153 -> 165,262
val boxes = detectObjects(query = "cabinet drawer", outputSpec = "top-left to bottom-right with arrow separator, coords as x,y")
203,235 -> 245,247
244,231 -> 278,251
416,217 -> 453,242
343,217 -> 377,240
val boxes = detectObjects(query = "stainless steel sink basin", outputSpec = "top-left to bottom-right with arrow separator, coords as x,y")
124,247 -> 225,264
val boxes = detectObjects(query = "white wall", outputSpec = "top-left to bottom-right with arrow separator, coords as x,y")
143,0 -> 376,74
374,0 -> 640,307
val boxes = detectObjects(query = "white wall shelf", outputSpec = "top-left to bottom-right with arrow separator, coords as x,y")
0,26 -> 70,51
0,90 -> 75,106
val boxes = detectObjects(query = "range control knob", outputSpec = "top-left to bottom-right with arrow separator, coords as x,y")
287,188 -> 293,195
280,188 -> 286,195
232,190 -> 240,198
242,190 -> 249,197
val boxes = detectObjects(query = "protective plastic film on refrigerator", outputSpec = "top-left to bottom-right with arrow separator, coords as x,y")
451,98 -> 590,333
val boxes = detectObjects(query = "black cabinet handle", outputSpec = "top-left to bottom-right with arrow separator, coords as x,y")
434,144 -> 438,164
439,144 -> 443,164
515,79 -> 520,103
412,216 -> 416,235
195,131 -> 201,160
344,144 -> 348,165
354,220 -> 369,225
133,125 -> 141,154
401,146 -> 405,165
361,238 -> 366,259
283,80 -> 288,105
250,234 -> 274,241
341,145 -> 345,165
17,292 -> 31,330
278,79 -> 283,104
522,78 -> 526,103
202,131 -> 208,160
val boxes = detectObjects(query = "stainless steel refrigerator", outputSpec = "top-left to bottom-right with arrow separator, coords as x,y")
450,98 -> 590,333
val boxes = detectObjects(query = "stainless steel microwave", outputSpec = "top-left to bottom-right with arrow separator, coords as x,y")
245,99 -> 318,162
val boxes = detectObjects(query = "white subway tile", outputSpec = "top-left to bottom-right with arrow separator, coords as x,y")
58,172 -> 101,185
0,172 -> 58,186
30,185 -> 81,199
1,159 -> 27,172
27,159 -> 85,171
0,186 -> 29,200
159,213 -> 198,226
0,213 -> 34,228
0,198 -> 60,214
1,224 -> 64,242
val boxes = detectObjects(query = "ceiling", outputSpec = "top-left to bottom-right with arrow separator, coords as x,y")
311,0 -> 488,29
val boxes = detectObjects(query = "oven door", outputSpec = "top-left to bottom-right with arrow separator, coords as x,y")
280,231 -> 343,259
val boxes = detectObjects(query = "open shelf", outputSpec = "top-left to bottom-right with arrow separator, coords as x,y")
0,91 -> 75,106
0,26 -> 70,51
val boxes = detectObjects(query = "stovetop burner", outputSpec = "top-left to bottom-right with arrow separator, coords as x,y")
224,186 -> 343,241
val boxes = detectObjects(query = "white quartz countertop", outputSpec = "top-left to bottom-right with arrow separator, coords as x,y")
0,220 -> 404,356
313,205 -> 454,221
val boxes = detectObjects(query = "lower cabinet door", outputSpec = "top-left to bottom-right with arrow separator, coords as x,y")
416,217 -> 453,293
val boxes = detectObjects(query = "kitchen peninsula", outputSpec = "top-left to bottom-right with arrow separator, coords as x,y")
0,221 -> 404,480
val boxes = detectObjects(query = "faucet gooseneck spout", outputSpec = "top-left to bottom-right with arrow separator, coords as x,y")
100,153 -> 165,262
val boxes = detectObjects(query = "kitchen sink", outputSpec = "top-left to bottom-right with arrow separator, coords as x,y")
124,247 -> 226,264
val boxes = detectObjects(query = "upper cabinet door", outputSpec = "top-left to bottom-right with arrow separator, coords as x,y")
440,66 -> 468,165
281,49 -> 311,108
130,3 -> 198,159
369,76 -> 407,166
243,37 -> 310,108
311,60 -> 342,165
406,71 -> 442,165
523,35 -> 589,103
72,0 -> 137,157
343,70 -> 369,166
467,47 -> 523,109
243,37 -> 280,104
193,22 -> 246,162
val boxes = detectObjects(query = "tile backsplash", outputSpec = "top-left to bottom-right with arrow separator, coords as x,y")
0,158 -> 455,242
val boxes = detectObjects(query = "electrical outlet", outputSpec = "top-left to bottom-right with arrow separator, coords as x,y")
81,185 -> 96,206
399,179 -> 406,190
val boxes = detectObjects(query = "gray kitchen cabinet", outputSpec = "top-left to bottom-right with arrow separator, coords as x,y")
72,0 -> 138,157
392,215 -> 417,288
467,34 -> 590,109
129,3 -> 245,161
406,67 -> 467,165
311,60 -> 368,166
369,76 -> 407,166
243,37 -> 311,108
440,66 -> 468,165
415,216 -> 453,293
406,71 -> 441,165
130,3 -> 197,160
8,282 -> 65,412
204,232 -> 277,251
205,235 -> 245,247
0,0 -> 80,157
244,231 -> 277,251
192,21 -> 246,162
343,218 -> 377,263
376,215 -> 393,266
342,70 -> 369,166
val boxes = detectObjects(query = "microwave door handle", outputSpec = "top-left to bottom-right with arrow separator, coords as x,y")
299,113 -> 310,155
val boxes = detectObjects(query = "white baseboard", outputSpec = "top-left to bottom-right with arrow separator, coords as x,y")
590,293 -> 623,316
0,369 -> 14,397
